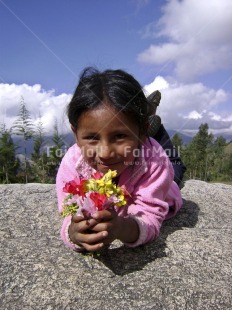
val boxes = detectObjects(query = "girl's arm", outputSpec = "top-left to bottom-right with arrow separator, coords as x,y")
56,145 -> 80,212
68,210 -> 140,252
56,145 -> 85,251
57,143 -> 182,251
67,157 -> 180,251
117,155 -> 182,248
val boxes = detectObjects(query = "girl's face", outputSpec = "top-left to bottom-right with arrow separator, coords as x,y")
73,102 -> 145,176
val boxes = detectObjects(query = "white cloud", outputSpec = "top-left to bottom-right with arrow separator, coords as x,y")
184,111 -> 203,120
1,78 -> 231,138
0,83 -> 72,135
143,75 -> 232,134
138,0 -> 232,80
208,112 -> 221,121
143,75 -> 169,96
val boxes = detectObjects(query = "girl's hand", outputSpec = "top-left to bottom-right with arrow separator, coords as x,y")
90,209 -> 140,246
68,209 -> 139,252
90,209 -> 122,244
68,215 -> 107,252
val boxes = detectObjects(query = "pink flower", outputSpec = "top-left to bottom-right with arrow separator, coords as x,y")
90,192 -> 107,210
75,193 -> 96,218
91,171 -> 103,180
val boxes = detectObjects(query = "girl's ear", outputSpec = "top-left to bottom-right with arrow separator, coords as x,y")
71,125 -> 76,133
71,125 -> 78,144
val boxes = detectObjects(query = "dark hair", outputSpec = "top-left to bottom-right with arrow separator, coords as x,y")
67,67 -> 149,135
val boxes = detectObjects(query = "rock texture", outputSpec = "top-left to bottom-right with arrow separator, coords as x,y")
0,180 -> 231,309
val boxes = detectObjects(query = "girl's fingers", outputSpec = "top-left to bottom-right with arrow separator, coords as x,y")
72,208 -> 116,224
90,222 -> 110,233
77,230 -> 108,244
71,215 -> 84,223
74,231 -> 108,252
71,217 -> 98,232
81,242 -> 105,252
92,209 -> 116,221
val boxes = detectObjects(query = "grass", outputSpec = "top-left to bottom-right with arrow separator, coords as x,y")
209,180 -> 232,185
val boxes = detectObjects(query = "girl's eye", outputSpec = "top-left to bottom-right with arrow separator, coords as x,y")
115,134 -> 127,140
83,135 -> 98,140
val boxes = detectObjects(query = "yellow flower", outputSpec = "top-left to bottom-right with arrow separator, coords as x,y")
116,198 -> 127,207
85,179 -> 97,191
102,169 -> 117,182
61,203 -> 79,217
90,169 -> 127,205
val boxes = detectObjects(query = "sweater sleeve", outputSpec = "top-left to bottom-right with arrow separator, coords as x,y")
56,144 -> 83,211
56,144 -> 84,251
118,143 -> 182,248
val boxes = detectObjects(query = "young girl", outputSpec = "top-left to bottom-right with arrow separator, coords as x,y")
56,67 -> 183,252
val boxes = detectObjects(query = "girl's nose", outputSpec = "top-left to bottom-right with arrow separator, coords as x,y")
97,144 -> 114,159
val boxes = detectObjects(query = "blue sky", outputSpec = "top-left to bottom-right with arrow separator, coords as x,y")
0,0 -> 232,138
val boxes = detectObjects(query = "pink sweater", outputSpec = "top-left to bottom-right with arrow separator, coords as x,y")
56,138 -> 183,250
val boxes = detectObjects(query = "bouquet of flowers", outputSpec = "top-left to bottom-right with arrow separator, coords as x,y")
61,169 -> 129,218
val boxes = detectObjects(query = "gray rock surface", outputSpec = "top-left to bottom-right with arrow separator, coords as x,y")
0,180 -> 231,309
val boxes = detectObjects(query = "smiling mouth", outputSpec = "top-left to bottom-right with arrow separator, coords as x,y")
97,162 -> 121,166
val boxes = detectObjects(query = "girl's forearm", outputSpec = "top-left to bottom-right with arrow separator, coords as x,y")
117,216 -> 140,244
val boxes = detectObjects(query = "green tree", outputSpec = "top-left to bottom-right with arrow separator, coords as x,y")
0,125 -> 19,183
31,118 -> 50,183
210,136 -> 227,180
220,141 -> 232,181
182,142 -> 196,180
31,119 -> 45,161
223,153 -> 232,181
12,97 -> 34,183
182,123 -> 213,180
171,133 -> 183,149
47,120 -> 65,182
213,136 -> 227,156
171,133 -> 183,159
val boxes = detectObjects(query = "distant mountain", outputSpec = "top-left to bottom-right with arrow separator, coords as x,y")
214,133 -> 232,143
167,130 -> 232,144
166,130 -> 193,144
13,132 -> 75,157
